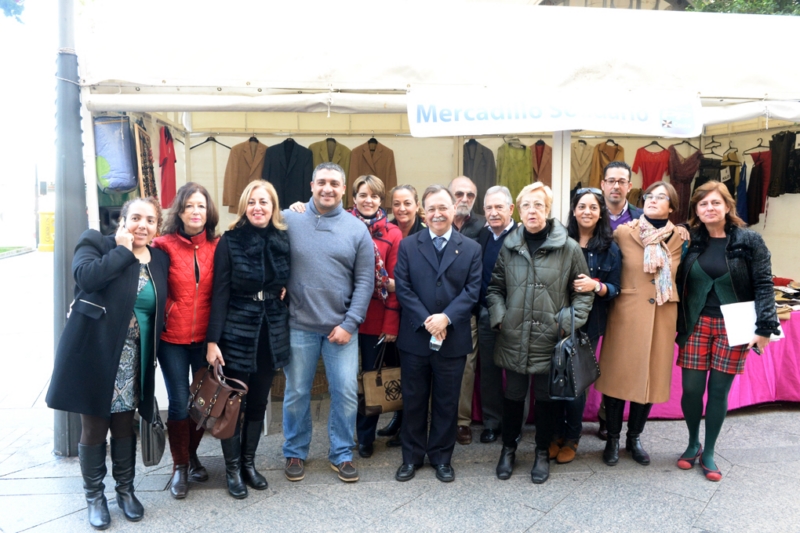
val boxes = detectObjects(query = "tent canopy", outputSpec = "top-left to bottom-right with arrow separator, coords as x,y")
78,0 -> 800,125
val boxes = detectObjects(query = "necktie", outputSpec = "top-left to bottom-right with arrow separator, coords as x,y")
433,236 -> 446,251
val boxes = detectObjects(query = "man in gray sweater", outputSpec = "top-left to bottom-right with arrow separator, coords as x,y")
281,162 -> 375,483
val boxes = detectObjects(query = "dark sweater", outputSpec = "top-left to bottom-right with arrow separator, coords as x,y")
524,220 -> 551,256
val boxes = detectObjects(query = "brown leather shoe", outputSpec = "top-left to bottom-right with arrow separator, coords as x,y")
556,440 -> 578,464
548,438 -> 564,460
456,425 -> 472,445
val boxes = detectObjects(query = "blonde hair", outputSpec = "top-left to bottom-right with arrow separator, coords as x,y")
516,182 -> 553,214
390,184 -> 424,219
229,180 -> 287,231
352,175 -> 386,201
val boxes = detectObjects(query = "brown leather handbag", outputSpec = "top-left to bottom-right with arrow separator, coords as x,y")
188,365 -> 249,440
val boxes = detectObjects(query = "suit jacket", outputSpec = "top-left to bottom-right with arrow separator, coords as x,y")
262,139 -> 313,208
394,230 -> 482,358
309,139 -> 351,178
589,142 -> 625,189
223,140 -> 268,213
531,142 -> 552,188
463,140 -> 496,216
456,213 -> 486,241
349,141 -> 397,209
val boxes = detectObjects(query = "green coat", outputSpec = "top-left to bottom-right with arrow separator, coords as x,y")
486,220 -> 593,375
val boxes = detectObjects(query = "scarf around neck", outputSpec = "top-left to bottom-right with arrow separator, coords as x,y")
349,207 -> 389,301
638,215 -> 675,305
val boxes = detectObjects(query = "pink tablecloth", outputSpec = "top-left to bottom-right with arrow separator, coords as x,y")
472,311 -> 800,422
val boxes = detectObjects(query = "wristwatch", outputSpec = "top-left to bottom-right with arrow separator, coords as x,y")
593,282 -> 602,293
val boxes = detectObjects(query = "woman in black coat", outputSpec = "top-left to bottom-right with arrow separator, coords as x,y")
46,197 -> 169,530
206,180 -> 291,499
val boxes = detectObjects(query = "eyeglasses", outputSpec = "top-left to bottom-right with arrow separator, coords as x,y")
519,202 -> 547,212
643,193 -> 670,203
576,188 -> 602,196
454,191 -> 476,199
603,178 -> 630,186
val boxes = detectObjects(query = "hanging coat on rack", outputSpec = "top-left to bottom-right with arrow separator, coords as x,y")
497,143 -> 532,222
571,141 -> 592,188
463,139 -> 496,216
349,141 -> 398,209
159,127 -> 177,208
747,150 -> 771,225
223,140 -> 267,213
309,139 -> 352,205
531,142 -> 552,188
667,145 -> 702,225
589,142 -> 625,189
768,131 -> 794,198
261,139 -> 313,208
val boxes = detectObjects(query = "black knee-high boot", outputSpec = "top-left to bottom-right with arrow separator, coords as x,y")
110,437 -> 144,521
626,402 -> 653,465
603,396 -> 625,466
497,399 -> 524,480
220,433 -> 248,499
79,442 -> 111,530
240,420 -> 268,490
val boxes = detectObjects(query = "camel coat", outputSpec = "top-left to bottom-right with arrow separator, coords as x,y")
348,141 -> 397,209
222,140 -> 267,213
594,219 -> 684,405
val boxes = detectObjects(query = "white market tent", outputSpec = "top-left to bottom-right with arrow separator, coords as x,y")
74,0 -> 800,275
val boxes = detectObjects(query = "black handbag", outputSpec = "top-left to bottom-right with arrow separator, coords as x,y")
549,307 -> 600,400
140,397 -> 166,466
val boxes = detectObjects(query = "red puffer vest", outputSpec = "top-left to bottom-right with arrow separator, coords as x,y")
152,231 -> 218,344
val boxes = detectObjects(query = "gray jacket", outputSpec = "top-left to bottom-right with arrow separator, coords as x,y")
283,201 -> 374,334
486,219 -> 593,375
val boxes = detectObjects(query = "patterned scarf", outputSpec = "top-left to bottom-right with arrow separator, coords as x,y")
638,216 -> 675,305
349,207 -> 390,301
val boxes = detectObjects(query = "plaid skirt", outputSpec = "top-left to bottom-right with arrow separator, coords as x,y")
677,315 -> 749,375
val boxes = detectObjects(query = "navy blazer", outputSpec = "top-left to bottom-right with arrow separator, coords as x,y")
394,229 -> 482,358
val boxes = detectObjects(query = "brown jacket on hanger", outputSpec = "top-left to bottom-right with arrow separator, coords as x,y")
589,142 -> 625,189
531,142 -> 552,187
349,141 -> 398,208
309,139 -> 352,207
222,140 -> 267,213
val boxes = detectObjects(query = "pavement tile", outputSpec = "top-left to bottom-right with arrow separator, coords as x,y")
0,493 -> 87,533
693,463 -> 800,533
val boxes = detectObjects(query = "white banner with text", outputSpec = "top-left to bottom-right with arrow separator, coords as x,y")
407,88 -> 703,138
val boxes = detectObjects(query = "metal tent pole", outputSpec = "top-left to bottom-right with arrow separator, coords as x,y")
53,0 -> 86,456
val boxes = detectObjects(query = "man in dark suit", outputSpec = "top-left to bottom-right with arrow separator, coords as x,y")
393,185 -> 482,483
601,161 -> 643,231
475,186 -> 516,444
448,176 -> 486,445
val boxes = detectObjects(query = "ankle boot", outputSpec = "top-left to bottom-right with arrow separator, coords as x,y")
501,398 -> 526,447
626,402 -> 653,465
79,442 -> 111,530
220,434 -> 248,499
377,411 -> 403,437
110,437 -> 144,521
602,396 -> 624,466
240,420 -> 268,490
530,448 -> 550,484
166,419 -> 190,499
496,444 -> 516,480
188,423 -> 209,482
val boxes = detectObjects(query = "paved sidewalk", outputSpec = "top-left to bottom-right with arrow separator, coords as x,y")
2,252 -> 800,533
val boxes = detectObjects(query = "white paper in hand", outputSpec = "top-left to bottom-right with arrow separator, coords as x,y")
720,301 -> 784,347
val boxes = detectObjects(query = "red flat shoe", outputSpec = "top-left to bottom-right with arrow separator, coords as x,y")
700,457 -> 722,482
677,446 -> 703,470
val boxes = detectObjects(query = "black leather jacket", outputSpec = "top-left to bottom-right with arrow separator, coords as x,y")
677,224 -> 780,340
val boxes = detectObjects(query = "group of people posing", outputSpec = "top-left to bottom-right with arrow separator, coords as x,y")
47,160 -> 780,530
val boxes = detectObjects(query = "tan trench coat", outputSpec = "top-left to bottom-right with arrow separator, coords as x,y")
594,219 -> 684,404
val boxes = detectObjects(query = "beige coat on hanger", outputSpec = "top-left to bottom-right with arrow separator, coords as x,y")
222,141 -> 267,213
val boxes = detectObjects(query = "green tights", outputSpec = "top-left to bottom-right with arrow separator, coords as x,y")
680,368 -> 736,471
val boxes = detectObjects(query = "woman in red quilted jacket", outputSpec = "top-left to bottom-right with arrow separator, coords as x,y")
152,183 -> 219,499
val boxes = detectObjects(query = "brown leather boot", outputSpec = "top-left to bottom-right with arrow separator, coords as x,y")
166,419 -> 190,499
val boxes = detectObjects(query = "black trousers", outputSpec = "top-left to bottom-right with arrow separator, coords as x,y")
504,371 -> 557,450
399,349 -> 466,465
225,321 -> 276,423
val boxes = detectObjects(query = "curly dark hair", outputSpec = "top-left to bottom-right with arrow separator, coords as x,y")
161,182 -> 219,239
119,196 -> 163,235
567,189 -> 613,252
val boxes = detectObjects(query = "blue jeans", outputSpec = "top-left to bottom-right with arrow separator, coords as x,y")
157,341 -> 207,421
282,328 -> 359,465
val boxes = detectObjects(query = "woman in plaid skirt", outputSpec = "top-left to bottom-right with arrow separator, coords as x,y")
676,181 -> 780,482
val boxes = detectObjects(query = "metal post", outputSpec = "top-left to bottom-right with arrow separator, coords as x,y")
53,0 -> 86,456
